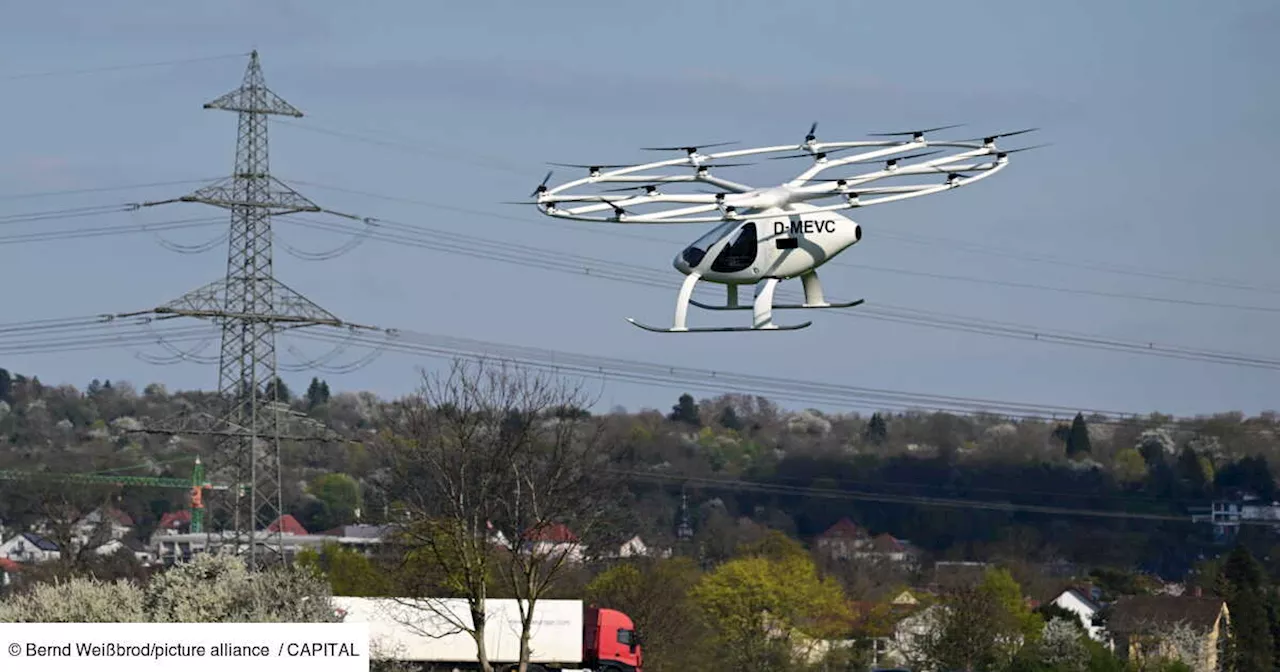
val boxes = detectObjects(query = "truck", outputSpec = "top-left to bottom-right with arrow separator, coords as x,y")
332,596 -> 643,672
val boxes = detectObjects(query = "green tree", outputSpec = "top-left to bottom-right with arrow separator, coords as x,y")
586,557 -> 705,672
264,376 -> 292,403
863,413 -> 888,446
296,543 -> 393,596
0,367 -> 11,403
668,393 -> 700,426
306,377 -> 331,409
1066,412 -> 1091,458
308,472 -> 362,530
1216,544 -> 1273,672
690,538 -> 851,670
920,567 -> 1042,672
717,405 -> 743,431
1176,446 -> 1211,493
1113,448 -> 1148,486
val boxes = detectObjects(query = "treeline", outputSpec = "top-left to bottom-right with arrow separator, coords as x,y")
1,364 -> 1278,578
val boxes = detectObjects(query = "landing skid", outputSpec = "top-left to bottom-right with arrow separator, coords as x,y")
626,317 -> 812,333
626,272 -> 821,333
689,297 -> 865,311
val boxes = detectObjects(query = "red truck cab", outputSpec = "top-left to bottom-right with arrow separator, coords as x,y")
584,605 -> 643,671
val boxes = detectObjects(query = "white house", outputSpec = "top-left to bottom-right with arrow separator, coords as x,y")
72,507 -> 135,542
520,523 -> 585,564
0,532 -> 61,563
1050,588 -> 1105,641
95,537 -> 155,565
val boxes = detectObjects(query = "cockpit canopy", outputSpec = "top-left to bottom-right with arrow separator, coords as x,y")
681,221 -> 759,273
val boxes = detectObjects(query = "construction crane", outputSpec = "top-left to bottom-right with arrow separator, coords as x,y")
0,455 -> 226,533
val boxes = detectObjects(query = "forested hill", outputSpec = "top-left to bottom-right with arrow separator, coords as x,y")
1,365 -> 1277,578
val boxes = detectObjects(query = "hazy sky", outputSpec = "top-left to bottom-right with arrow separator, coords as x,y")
1,1 -> 1277,418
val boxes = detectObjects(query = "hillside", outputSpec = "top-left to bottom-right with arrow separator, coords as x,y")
1,364 -> 1277,579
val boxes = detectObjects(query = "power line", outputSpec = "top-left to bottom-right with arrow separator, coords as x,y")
874,230 -> 1280,297
3,315 -> 1275,433
0,178 -> 218,202
280,125 -> 1280,297
0,53 -> 249,81
285,179 -> 1280,314
271,215 -> 1280,372
612,469 -> 1192,523
0,217 -> 221,246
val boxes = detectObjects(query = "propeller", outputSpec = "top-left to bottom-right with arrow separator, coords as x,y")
602,184 -> 661,194
959,128 -> 1039,145
994,143 -> 1051,158
599,198 -> 630,219
641,141 -> 739,154
548,162 -> 632,173
841,150 -> 944,166
767,145 -> 886,161
688,162 -> 753,170
529,170 -> 553,198
866,124 -> 964,140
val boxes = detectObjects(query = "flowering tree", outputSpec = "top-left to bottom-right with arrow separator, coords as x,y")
0,553 -> 335,623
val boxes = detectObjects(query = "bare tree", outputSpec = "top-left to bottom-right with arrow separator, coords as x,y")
375,358 -> 621,672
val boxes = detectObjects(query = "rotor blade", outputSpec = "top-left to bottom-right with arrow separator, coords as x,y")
640,141 -> 739,151
995,143 -> 1052,155
688,162 -> 753,169
805,121 -> 818,140
528,170 -> 553,197
767,145 -> 894,161
844,150 -> 944,165
960,128 -> 1040,143
866,124 -> 964,137
601,184 -> 660,193
547,162 -> 633,169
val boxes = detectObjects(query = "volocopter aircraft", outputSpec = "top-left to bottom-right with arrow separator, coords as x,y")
520,123 -> 1042,333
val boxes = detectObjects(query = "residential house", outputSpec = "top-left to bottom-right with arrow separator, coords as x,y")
1049,587 -> 1105,641
72,506 -> 134,542
521,522 -> 584,564
266,514 -> 309,536
592,534 -> 673,560
155,510 -> 193,534
815,518 -> 870,560
0,532 -> 60,563
151,514 -> 343,566
1106,595 -> 1230,672
94,536 -> 155,565
884,603 -> 944,669
848,591 -> 930,668
854,533 -> 920,567
929,560 -> 990,590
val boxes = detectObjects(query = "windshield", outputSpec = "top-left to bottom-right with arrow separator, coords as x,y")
682,221 -> 741,268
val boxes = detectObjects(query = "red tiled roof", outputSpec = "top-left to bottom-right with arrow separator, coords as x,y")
522,522 -> 578,543
158,510 -> 192,530
107,507 -> 135,527
267,514 -> 308,535
870,533 -> 905,552
819,517 -> 867,540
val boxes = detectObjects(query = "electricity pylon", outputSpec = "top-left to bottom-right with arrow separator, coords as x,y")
117,51 -> 379,570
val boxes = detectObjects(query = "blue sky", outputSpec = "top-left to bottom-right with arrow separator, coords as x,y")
1,0 -> 1277,418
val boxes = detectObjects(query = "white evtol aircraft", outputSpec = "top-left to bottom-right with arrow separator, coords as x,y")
522,123 -> 1041,333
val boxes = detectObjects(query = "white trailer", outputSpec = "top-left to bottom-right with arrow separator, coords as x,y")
333,597 -> 588,669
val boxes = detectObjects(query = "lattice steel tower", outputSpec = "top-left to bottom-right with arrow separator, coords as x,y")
124,50 -> 372,569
